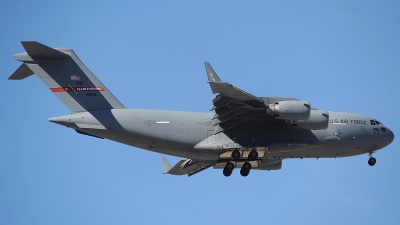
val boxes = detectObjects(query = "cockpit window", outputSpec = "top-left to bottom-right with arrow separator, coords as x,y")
370,120 -> 381,125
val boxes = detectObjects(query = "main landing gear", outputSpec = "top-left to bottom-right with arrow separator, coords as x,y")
223,162 -> 252,177
240,162 -> 252,177
223,162 -> 234,177
368,152 -> 376,166
248,150 -> 258,161
231,149 -> 258,161
223,149 -> 257,177
231,150 -> 241,161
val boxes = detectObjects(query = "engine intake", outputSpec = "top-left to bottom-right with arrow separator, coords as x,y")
267,100 -> 311,120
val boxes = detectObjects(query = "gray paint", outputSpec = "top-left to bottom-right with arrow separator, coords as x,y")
9,41 -> 395,177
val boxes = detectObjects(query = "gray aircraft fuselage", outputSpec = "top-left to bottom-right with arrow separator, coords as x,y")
49,109 -> 393,161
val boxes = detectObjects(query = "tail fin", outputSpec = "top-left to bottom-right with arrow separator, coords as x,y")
8,41 -> 125,112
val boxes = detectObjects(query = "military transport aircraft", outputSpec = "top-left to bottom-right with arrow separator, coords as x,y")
9,41 -> 394,177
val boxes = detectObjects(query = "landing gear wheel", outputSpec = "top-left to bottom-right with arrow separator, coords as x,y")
242,162 -> 252,170
240,170 -> 249,177
240,162 -> 252,177
223,168 -> 233,177
248,150 -> 258,161
225,162 -> 234,171
231,150 -> 241,161
223,162 -> 234,177
368,157 -> 376,166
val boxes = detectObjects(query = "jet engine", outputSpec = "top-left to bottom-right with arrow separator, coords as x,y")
286,110 -> 329,130
267,100 -> 311,120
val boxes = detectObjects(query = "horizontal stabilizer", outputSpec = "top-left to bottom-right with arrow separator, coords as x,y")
161,157 -> 211,177
20,41 -> 69,59
8,63 -> 34,80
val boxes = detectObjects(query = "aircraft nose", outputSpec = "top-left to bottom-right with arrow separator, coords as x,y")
387,128 -> 394,145
381,127 -> 395,148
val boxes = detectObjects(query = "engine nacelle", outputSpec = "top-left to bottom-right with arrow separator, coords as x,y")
267,100 -> 311,120
296,110 -> 329,130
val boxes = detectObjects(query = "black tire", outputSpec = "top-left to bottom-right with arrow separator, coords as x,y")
240,168 -> 250,177
231,150 -> 241,161
243,162 -> 252,170
240,162 -> 251,177
225,162 -> 234,171
223,168 -> 232,177
248,150 -> 258,161
368,157 -> 377,166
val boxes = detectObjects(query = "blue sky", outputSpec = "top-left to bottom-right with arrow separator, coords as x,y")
1,1 -> 400,224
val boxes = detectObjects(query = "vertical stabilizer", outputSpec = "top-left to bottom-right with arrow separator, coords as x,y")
9,41 -> 125,112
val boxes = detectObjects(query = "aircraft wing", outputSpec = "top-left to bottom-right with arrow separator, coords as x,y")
161,157 -> 212,177
205,62 -> 288,134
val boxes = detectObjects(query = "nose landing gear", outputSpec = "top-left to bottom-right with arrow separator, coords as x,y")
368,157 -> 376,166
368,152 -> 376,166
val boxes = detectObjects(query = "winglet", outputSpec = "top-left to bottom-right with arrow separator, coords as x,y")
204,62 -> 221,82
160,156 -> 172,173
